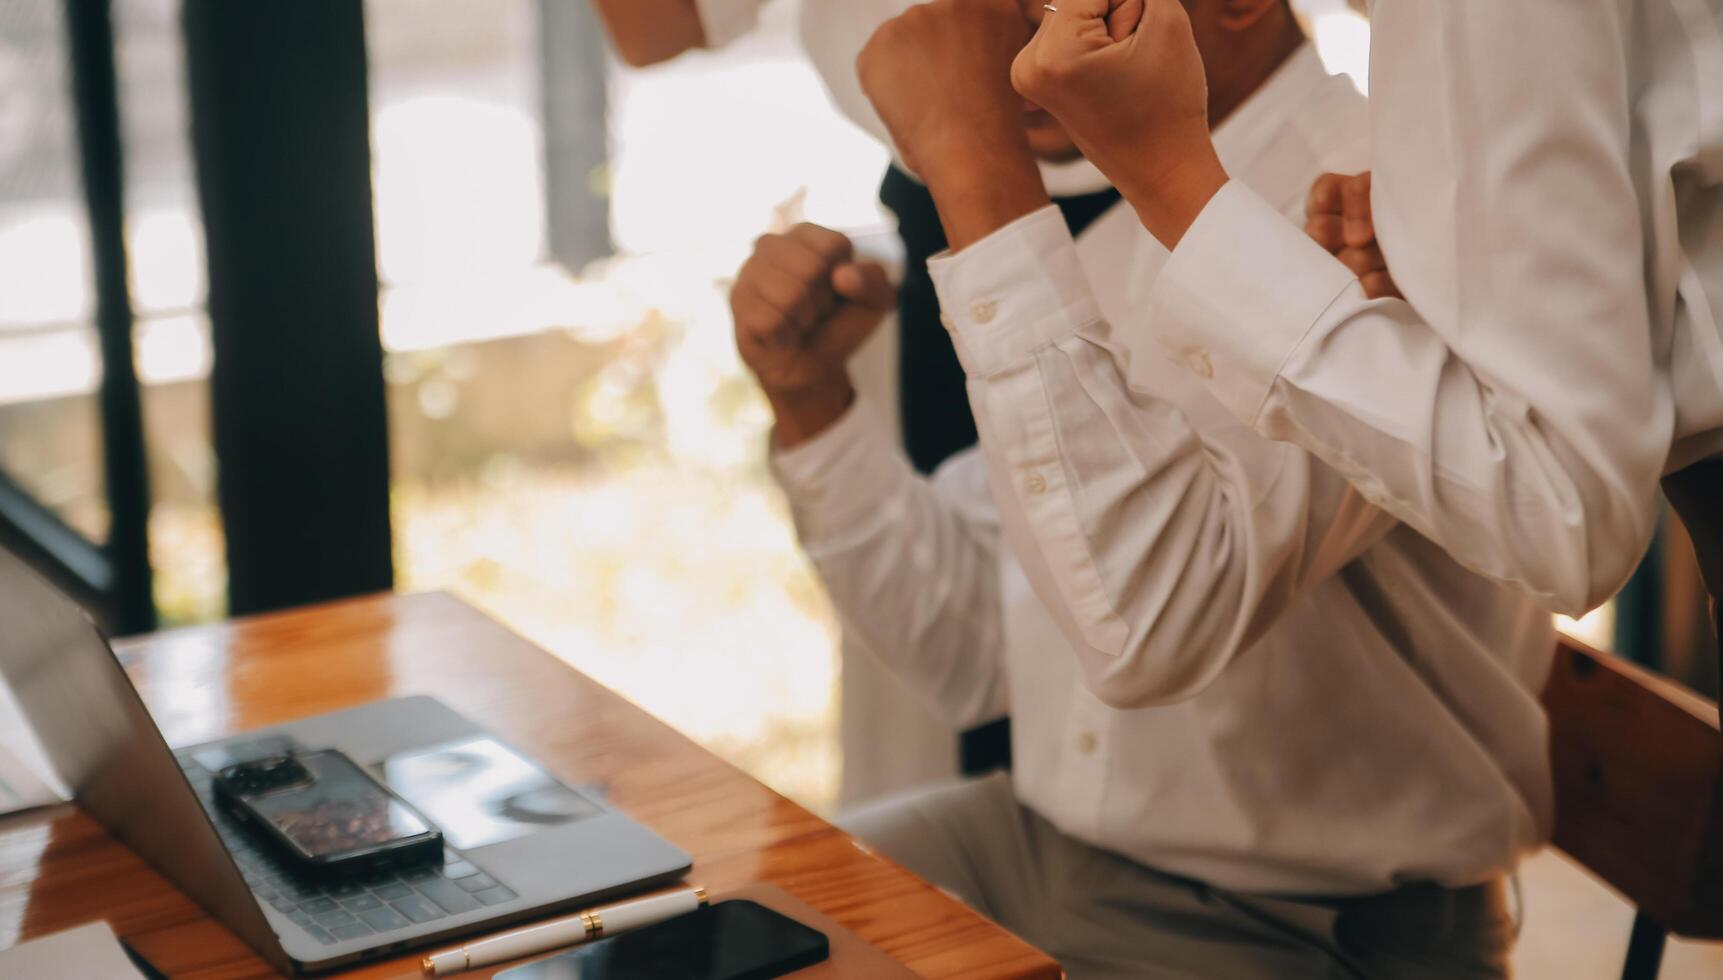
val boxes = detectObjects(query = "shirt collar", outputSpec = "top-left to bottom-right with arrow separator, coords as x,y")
1210,42 -> 1328,180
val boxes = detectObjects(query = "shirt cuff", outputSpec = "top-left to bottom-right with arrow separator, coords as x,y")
927,205 -> 1102,379
1146,179 -> 1357,426
692,0 -> 758,48
769,398 -> 907,547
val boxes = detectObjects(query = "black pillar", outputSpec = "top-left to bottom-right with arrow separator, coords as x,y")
184,0 -> 393,615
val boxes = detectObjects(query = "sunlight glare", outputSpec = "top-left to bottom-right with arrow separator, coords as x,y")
372,94 -> 546,286
0,209 -> 87,327
1299,0 -> 1371,94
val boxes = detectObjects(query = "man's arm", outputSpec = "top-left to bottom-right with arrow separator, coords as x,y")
859,0 -> 1396,707
589,0 -> 756,67
1014,0 -> 1669,617
926,209 -> 1395,707
730,220 -> 1009,728
772,405 -> 1010,729
1147,0 -> 1666,616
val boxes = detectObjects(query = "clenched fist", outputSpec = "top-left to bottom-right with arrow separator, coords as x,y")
857,0 -> 1055,250
1305,171 -> 1402,301
1012,0 -> 1226,246
732,223 -> 895,448
857,0 -> 1032,184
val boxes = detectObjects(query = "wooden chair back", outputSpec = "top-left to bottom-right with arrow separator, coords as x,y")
1543,635 -> 1723,939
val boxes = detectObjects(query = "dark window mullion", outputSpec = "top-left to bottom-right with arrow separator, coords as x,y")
65,0 -> 156,636
0,469 -> 114,597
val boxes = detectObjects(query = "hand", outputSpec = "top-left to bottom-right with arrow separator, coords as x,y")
858,0 -> 1030,181
857,0 -> 1050,249
731,224 -> 895,448
1305,171 -> 1402,300
1012,0 -> 1226,247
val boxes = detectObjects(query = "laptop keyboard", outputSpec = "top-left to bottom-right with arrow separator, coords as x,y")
177,753 -> 518,946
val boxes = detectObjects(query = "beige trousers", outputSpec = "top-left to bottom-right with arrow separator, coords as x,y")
840,773 -> 1515,979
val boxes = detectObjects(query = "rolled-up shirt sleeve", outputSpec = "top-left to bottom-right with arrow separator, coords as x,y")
771,400 -> 1008,729
1144,0 -> 1670,618
930,206 -> 1394,709
692,0 -> 759,48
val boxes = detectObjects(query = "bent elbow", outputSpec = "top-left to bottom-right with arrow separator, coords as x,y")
1545,549 -> 1644,622
1534,495 -> 1659,620
1086,676 -> 1175,711
1562,571 -> 1628,623
1080,637 -> 1235,711
1085,666 -> 1218,710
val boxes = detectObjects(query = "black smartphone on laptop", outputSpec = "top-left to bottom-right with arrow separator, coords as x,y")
214,749 -> 443,874
495,900 -> 828,980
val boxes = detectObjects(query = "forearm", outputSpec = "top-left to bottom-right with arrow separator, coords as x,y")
1147,180 -> 1666,616
767,380 -> 854,451
918,139 -> 1050,254
589,0 -> 707,67
771,404 -> 1008,728
964,343 -> 1392,707
1115,145 -> 1228,251
930,209 -> 1395,707
1075,121 -> 1229,251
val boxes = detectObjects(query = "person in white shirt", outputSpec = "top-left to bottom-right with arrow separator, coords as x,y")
992,1 -> 1723,648
590,0 -> 1120,476
737,0 -> 1551,974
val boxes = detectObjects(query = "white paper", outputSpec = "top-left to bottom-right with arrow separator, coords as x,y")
0,920 -> 145,979
0,677 -> 70,814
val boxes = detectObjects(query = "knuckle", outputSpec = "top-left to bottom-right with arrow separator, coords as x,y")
1013,56 -> 1042,90
790,222 -> 842,255
736,310 -> 770,340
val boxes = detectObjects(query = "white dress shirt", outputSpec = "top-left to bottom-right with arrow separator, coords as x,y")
692,0 -> 1110,195
1137,0 -> 1723,617
777,46 -> 1556,896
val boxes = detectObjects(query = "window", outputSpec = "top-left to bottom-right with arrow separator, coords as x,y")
366,0 -> 887,812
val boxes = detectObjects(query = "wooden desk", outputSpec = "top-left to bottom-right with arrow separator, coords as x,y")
0,593 -> 1061,979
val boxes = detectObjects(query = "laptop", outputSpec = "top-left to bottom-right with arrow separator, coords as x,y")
0,547 -> 691,974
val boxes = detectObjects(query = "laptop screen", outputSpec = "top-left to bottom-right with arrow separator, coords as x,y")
0,546 -> 286,971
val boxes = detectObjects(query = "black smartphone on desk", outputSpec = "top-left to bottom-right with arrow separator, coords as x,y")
213,749 -> 443,874
496,900 -> 828,980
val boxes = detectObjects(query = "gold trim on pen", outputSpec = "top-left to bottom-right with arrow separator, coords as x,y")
421,955 -> 435,976
589,909 -> 604,936
694,885 -> 709,906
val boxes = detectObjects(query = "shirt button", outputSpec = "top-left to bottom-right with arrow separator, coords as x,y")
1075,731 -> 1098,756
1025,472 -> 1047,496
969,299 -> 998,325
1184,349 -> 1214,380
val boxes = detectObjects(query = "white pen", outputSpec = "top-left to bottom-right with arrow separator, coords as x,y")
420,884 -> 709,977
